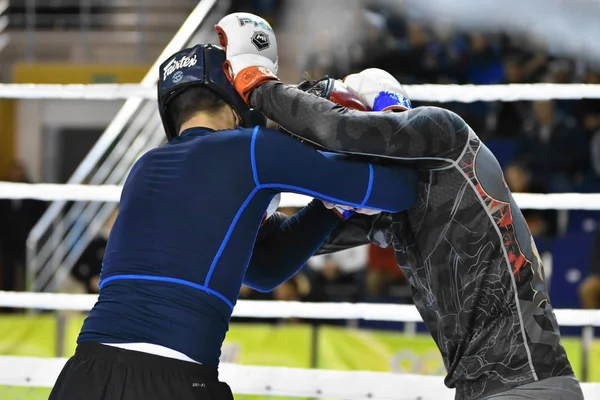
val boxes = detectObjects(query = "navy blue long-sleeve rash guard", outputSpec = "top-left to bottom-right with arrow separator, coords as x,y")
78,126 -> 417,366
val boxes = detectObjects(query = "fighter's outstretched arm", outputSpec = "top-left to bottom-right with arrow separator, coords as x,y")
244,204 -> 393,292
250,81 -> 470,163
215,12 -> 468,162
244,201 -> 341,292
253,126 -> 418,213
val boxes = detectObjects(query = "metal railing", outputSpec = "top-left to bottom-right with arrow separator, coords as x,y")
26,0 -> 232,292
0,0 -> 8,54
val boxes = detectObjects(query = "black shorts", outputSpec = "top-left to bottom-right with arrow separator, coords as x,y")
49,343 -> 233,400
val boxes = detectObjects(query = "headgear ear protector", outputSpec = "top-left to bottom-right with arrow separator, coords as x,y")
157,44 -> 266,140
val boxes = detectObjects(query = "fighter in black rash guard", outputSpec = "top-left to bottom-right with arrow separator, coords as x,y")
215,13 -> 584,400
253,82 -> 582,400
49,44 -> 418,400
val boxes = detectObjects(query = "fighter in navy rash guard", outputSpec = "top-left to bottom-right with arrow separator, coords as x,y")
78,125 -> 418,366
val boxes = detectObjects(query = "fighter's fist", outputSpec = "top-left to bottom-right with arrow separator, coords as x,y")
215,13 -> 279,104
344,68 -> 412,112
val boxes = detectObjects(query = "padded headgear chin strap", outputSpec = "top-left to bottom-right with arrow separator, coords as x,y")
157,44 -> 266,140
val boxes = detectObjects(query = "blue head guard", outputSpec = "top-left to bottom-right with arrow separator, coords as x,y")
158,44 -> 266,140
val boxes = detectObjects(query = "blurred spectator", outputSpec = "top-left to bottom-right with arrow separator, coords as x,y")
578,101 -> 600,143
504,161 -> 556,237
464,33 -> 504,85
545,59 -> 575,84
592,129 -> 600,178
491,57 -> 530,138
579,73 -> 600,181
576,86 -> 600,182
366,244 -> 407,299
369,23 -> 439,83
306,245 -> 367,302
274,277 -> 301,301
275,275 -> 311,324
521,53 -> 551,83
578,229 -> 600,309
70,209 -> 118,294
518,100 -> 588,191
0,161 -> 46,298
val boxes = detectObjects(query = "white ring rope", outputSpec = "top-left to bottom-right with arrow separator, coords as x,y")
1,181 -> 599,210
0,84 -> 154,101
0,356 -> 599,399
1,291 -> 599,327
4,83 -> 600,102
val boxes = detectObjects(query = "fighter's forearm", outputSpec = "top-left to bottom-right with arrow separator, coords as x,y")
251,81 -> 469,161
257,209 -> 374,257
315,218 -> 372,255
316,213 -> 394,255
244,200 -> 340,292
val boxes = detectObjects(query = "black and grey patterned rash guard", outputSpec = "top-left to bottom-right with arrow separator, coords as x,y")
251,81 -> 574,400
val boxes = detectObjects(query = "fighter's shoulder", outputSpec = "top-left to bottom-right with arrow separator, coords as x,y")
409,106 -> 469,132
412,106 -> 465,122
210,126 -> 302,153
214,126 -> 282,141
252,126 -> 301,145
189,127 -> 257,148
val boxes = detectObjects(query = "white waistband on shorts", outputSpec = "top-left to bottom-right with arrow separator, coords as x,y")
101,342 -> 202,364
